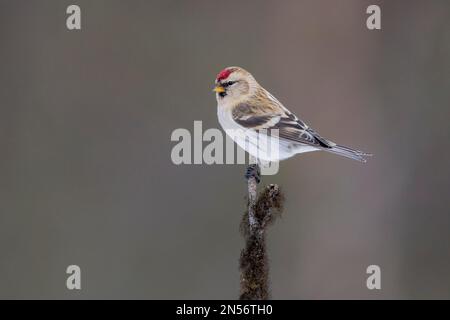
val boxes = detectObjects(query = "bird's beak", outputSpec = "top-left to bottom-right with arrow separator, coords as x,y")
213,85 -> 225,93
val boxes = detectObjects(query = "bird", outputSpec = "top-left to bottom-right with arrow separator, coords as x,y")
213,66 -> 371,166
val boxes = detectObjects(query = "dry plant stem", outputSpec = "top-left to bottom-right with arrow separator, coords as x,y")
240,164 -> 284,300
247,174 -> 258,233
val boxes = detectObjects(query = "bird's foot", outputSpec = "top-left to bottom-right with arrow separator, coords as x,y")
245,164 -> 261,184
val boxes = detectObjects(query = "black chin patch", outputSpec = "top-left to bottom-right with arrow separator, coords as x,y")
219,92 -> 227,98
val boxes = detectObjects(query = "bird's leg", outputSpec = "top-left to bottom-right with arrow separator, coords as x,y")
245,164 -> 261,184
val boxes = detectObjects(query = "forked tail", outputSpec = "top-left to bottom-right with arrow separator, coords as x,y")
326,144 -> 372,163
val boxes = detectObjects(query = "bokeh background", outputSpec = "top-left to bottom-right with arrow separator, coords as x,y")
1,0 -> 449,299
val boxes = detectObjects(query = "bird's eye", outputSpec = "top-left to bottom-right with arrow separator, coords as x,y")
223,81 -> 235,87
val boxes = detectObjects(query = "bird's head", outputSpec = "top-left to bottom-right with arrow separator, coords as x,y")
213,67 -> 257,105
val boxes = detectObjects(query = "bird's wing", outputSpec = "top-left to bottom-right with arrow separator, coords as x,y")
231,102 -> 333,149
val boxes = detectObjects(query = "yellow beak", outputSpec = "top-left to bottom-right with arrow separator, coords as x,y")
213,85 -> 225,93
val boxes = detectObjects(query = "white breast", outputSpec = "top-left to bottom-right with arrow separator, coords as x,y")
217,106 -> 306,162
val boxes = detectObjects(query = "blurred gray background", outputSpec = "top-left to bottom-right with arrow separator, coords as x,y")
1,0 -> 449,299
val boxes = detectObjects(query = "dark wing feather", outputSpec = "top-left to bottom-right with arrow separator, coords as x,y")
231,103 -> 332,149
274,117 -> 332,148
234,115 -> 274,127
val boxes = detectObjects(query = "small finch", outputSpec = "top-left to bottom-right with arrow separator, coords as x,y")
214,66 -> 371,163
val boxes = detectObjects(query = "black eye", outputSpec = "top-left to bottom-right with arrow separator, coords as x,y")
223,81 -> 235,87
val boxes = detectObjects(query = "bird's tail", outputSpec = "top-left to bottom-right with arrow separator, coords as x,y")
326,144 -> 372,163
